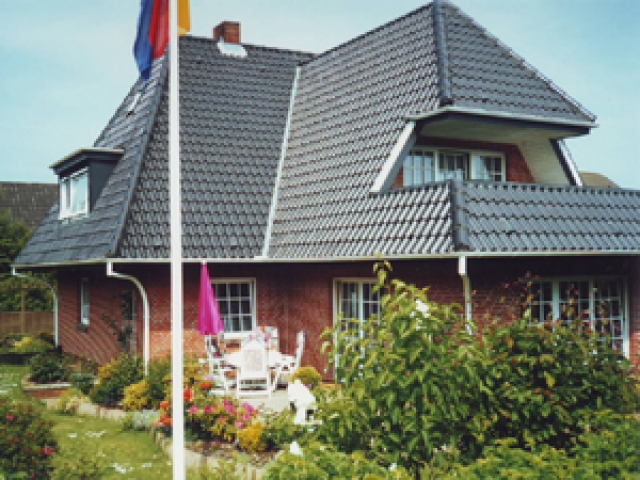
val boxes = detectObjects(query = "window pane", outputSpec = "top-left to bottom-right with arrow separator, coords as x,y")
213,280 -> 254,334
438,152 -> 468,180
71,172 -> 88,214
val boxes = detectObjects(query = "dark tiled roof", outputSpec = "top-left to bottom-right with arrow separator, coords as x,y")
14,59 -> 167,266
0,182 -> 57,230
117,38 -> 312,259
461,182 -> 640,252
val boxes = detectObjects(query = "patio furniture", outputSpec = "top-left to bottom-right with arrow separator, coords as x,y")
274,330 -> 305,387
202,333 -> 237,393
235,337 -> 271,398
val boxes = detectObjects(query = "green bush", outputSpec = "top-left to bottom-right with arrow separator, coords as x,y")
0,396 -> 57,478
468,318 -> 639,453
50,438 -> 109,479
291,366 -> 322,388
146,357 -> 171,408
28,352 -> 72,383
319,262 -> 479,476
13,335 -> 53,354
264,443 -> 411,479
261,409 -> 309,451
56,388 -> 86,415
69,372 -> 95,395
122,379 -> 150,411
88,354 -> 143,407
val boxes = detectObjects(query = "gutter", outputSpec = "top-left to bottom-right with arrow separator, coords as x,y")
106,262 -> 150,375
406,105 -> 597,129
457,256 -> 473,335
11,268 -> 59,346
12,247 -> 640,270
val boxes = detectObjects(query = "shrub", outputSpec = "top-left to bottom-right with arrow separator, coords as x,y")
13,335 -> 52,354
291,366 -> 322,388
120,410 -> 160,431
261,409 -> 309,451
69,372 -> 95,395
189,455 -> 250,480
184,396 -> 259,442
319,262 -> 479,476
145,357 -> 171,408
122,379 -> 150,411
263,443 -> 411,479
29,352 -> 72,383
0,396 -> 57,478
468,318 -> 639,453
237,420 -> 267,453
89,354 -> 143,407
50,438 -> 109,479
56,388 -> 86,415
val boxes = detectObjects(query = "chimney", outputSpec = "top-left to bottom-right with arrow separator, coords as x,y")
214,21 -> 241,44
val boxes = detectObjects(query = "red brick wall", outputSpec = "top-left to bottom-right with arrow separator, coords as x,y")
628,256 -> 640,364
55,255 -> 639,374
392,137 -> 535,188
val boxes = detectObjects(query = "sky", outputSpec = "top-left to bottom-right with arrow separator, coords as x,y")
0,0 -> 638,189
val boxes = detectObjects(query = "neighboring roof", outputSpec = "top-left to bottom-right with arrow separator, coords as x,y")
580,172 -> 619,189
16,1 -> 637,267
0,182 -> 57,230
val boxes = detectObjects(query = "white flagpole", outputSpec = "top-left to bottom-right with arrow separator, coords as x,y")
169,0 -> 185,478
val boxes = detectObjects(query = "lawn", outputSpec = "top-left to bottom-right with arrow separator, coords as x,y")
1,362 -> 174,479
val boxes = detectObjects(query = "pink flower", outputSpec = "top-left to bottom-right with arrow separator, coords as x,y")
43,446 -> 54,456
217,417 -> 226,424
204,405 -> 212,414
235,421 -> 244,429
6,414 -> 14,421
224,404 -> 236,414
189,406 -> 198,415
241,403 -> 254,414
242,412 -> 251,421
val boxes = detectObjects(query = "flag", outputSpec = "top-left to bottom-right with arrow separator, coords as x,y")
134,0 -> 190,81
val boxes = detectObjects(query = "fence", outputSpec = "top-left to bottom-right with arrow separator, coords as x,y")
0,311 -> 54,336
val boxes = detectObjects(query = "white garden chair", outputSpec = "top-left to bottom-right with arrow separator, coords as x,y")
274,330 -> 305,387
236,337 -> 271,398
202,334 -> 236,394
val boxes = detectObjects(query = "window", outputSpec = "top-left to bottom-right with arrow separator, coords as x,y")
334,280 -> 381,337
403,147 -> 505,187
524,277 -> 627,356
60,169 -> 89,219
80,278 -> 90,326
213,279 -> 256,338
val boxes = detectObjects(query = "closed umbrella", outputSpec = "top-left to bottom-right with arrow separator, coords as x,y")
198,262 -> 224,336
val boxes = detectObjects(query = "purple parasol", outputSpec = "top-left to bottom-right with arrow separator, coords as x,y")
198,262 -> 224,336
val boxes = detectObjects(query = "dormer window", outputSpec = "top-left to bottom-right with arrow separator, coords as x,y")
60,169 -> 89,219
51,147 -> 123,222
403,147 -> 505,187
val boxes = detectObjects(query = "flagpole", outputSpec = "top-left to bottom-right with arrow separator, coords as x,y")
169,0 -> 185,478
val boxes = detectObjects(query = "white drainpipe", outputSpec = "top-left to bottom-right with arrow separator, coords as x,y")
457,256 -> 473,335
11,268 -> 59,346
107,262 -> 150,374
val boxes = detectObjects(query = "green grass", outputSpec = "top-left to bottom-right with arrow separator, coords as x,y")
0,363 -> 29,400
49,413 -> 173,480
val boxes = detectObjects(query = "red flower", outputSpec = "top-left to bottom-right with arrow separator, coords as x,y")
43,446 -> 54,456
184,388 -> 193,403
159,400 -> 169,410
6,414 -> 14,421
200,381 -> 212,390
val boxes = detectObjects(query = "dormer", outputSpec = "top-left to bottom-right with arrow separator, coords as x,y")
51,148 -> 123,221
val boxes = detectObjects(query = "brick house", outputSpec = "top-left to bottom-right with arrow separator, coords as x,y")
13,1 -> 640,377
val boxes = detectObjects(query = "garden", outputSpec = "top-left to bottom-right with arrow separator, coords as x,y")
1,263 -> 639,479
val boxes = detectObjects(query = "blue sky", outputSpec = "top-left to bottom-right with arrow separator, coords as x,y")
0,0 -> 638,188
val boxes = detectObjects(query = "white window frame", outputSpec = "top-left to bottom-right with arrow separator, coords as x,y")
333,278 -> 381,338
212,278 -> 256,340
403,147 -> 506,187
80,278 -> 90,326
59,168 -> 89,219
523,276 -> 629,357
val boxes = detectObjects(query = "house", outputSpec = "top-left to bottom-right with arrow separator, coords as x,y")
0,182 -> 58,230
13,1 -> 640,376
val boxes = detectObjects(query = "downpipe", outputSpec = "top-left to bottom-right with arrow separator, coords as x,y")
457,256 -> 474,335
106,262 -> 150,374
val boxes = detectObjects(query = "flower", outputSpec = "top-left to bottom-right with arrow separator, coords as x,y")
200,381 -> 212,390
43,446 -> 54,456
189,406 -> 198,415
184,388 -> 193,403
6,413 -> 14,421
235,421 -> 244,429
159,400 -> 169,410
204,405 -> 212,414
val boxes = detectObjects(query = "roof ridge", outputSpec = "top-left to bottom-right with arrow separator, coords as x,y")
179,34 -> 315,58
298,3 -> 433,67
432,0 -> 453,107
443,0 -> 596,122
108,56 -> 170,257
